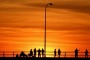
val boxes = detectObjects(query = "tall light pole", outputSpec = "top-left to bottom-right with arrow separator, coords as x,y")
44,3 -> 53,57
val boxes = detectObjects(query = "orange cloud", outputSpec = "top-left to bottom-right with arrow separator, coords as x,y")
0,0 -> 90,57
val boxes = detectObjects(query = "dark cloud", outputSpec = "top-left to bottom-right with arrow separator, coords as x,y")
23,0 -> 90,13
0,0 -> 90,13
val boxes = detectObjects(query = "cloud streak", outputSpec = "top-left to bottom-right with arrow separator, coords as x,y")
22,0 -> 90,13
0,0 -> 90,13
0,0 -> 90,52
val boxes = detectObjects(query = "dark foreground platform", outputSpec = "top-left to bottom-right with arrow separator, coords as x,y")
0,57 -> 90,60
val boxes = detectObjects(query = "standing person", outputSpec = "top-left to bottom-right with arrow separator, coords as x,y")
34,48 -> 36,57
42,48 -> 44,57
85,49 -> 88,58
54,49 -> 56,57
37,48 -> 41,57
58,49 -> 61,58
75,48 -> 79,58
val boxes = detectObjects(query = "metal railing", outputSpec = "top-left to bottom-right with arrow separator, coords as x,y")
0,51 -> 90,58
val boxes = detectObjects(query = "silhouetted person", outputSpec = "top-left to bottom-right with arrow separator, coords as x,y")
54,49 -> 56,57
42,48 -> 44,57
20,51 -> 27,57
34,48 -> 36,57
85,49 -> 88,58
37,48 -> 41,57
58,49 -> 61,57
29,49 -> 33,57
75,48 -> 79,58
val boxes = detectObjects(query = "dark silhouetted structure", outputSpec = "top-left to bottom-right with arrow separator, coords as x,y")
20,51 -> 27,57
34,48 -> 36,57
75,48 -> 79,58
16,54 -> 18,58
37,49 -> 41,57
65,52 -> 66,58
28,49 -> 33,57
54,49 -> 56,57
58,49 -> 61,57
85,49 -> 88,58
42,48 -> 45,57
2,48 -> 90,58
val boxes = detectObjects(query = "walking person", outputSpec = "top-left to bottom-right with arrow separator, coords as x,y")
34,48 -> 36,57
54,49 -> 56,57
75,48 -> 79,58
58,49 -> 61,58
37,48 -> 41,57
42,48 -> 45,57
85,49 -> 88,58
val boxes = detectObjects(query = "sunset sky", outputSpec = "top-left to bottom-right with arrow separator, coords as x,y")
0,0 -> 90,57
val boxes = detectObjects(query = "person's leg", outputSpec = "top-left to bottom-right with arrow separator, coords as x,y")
87,55 -> 88,58
55,53 -> 56,57
85,55 -> 86,58
75,53 -> 76,58
54,54 -> 55,58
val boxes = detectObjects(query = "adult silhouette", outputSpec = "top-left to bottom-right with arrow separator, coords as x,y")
54,49 -> 56,57
28,49 -> 33,57
42,48 -> 45,57
85,49 -> 88,58
37,48 -> 41,57
75,48 -> 79,58
34,48 -> 36,57
58,49 -> 61,57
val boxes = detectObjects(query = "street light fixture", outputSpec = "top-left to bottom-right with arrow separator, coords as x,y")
44,3 -> 53,57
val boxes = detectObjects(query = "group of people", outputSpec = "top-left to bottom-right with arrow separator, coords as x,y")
54,48 -> 89,58
17,48 -> 45,57
74,48 -> 88,58
54,49 -> 61,57
28,48 -> 45,57
16,48 -> 89,58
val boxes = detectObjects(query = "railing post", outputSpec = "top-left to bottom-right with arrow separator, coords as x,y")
3,52 -> 5,57
65,52 -> 66,58
13,52 -> 14,57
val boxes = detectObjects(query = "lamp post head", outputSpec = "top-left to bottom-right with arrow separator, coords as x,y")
49,3 -> 53,5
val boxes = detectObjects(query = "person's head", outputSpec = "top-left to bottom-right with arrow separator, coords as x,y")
21,51 -> 23,53
21,51 -> 24,54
